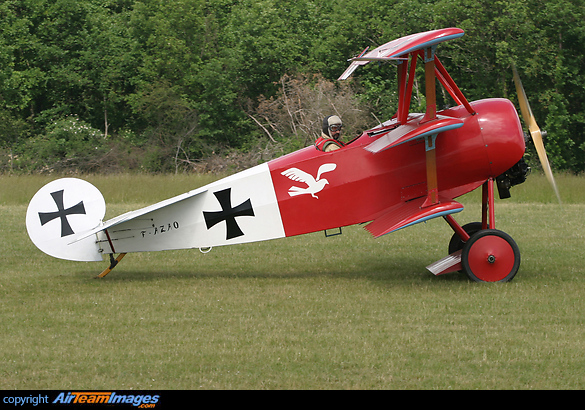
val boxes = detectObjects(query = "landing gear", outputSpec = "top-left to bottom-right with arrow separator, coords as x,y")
429,178 -> 521,282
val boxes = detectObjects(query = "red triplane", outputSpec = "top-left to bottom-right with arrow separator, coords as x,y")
26,28 -> 559,282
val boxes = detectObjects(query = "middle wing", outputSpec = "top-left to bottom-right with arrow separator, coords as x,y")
365,115 -> 464,153
362,116 -> 465,237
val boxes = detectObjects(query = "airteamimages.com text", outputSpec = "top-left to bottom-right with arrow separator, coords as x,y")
3,392 -> 160,408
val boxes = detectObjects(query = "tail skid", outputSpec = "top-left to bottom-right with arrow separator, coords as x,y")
96,253 -> 127,278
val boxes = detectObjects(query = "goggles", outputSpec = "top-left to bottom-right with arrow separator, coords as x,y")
329,124 -> 343,132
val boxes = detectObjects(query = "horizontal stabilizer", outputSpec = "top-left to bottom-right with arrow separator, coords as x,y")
426,250 -> 462,275
68,162 -> 286,254
365,115 -> 463,153
365,197 -> 463,238
70,188 -> 207,244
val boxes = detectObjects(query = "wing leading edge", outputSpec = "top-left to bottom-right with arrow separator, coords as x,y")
338,28 -> 464,81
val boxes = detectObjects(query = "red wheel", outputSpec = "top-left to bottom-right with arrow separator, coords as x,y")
461,229 -> 520,282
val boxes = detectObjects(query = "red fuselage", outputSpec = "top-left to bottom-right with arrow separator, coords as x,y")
268,98 -> 525,238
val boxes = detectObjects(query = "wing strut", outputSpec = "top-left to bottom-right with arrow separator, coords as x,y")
422,134 -> 439,207
421,46 -> 438,207
434,57 -> 476,115
396,53 -> 419,124
422,47 -> 437,123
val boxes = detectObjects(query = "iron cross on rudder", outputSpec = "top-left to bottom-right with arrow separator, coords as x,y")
38,190 -> 86,237
203,188 -> 255,240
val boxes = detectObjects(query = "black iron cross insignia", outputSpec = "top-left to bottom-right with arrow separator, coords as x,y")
203,188 -> 254,240
38,190 -> 86,237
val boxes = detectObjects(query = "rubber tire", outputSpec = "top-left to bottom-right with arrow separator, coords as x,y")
461,229 -> 520,282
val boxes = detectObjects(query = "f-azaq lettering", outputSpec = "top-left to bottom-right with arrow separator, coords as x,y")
141,221 -> 180,238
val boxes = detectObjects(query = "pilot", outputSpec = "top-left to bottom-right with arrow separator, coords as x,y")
315,115 -> 345,152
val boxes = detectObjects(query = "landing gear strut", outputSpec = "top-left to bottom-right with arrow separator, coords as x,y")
427,178 -> 521,282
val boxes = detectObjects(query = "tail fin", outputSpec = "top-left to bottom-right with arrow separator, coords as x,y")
26,178 -> 106,261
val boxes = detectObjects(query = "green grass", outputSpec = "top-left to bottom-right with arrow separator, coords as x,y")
2,173 -> 585,389
0,173 -> 224,207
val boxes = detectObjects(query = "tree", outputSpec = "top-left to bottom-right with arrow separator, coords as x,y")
1,0 -> 584,173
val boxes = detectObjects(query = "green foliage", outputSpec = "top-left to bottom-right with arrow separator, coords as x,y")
1,0 -> 584,173
18,116 -> 107,172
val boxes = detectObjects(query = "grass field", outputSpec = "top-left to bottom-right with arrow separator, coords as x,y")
1,172 -> 585,389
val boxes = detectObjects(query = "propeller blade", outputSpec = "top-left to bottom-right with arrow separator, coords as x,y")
512,66 -> 562,204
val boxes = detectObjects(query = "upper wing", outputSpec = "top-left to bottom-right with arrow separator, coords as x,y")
339,28 -> 464,80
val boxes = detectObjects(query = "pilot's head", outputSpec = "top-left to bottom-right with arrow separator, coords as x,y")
322,115 -> 343,140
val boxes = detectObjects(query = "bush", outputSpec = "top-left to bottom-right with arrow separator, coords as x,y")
253,73 -> 372,148
17,116 -> 107,173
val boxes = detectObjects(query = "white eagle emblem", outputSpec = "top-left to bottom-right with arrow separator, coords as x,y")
281,163 -> 337,199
